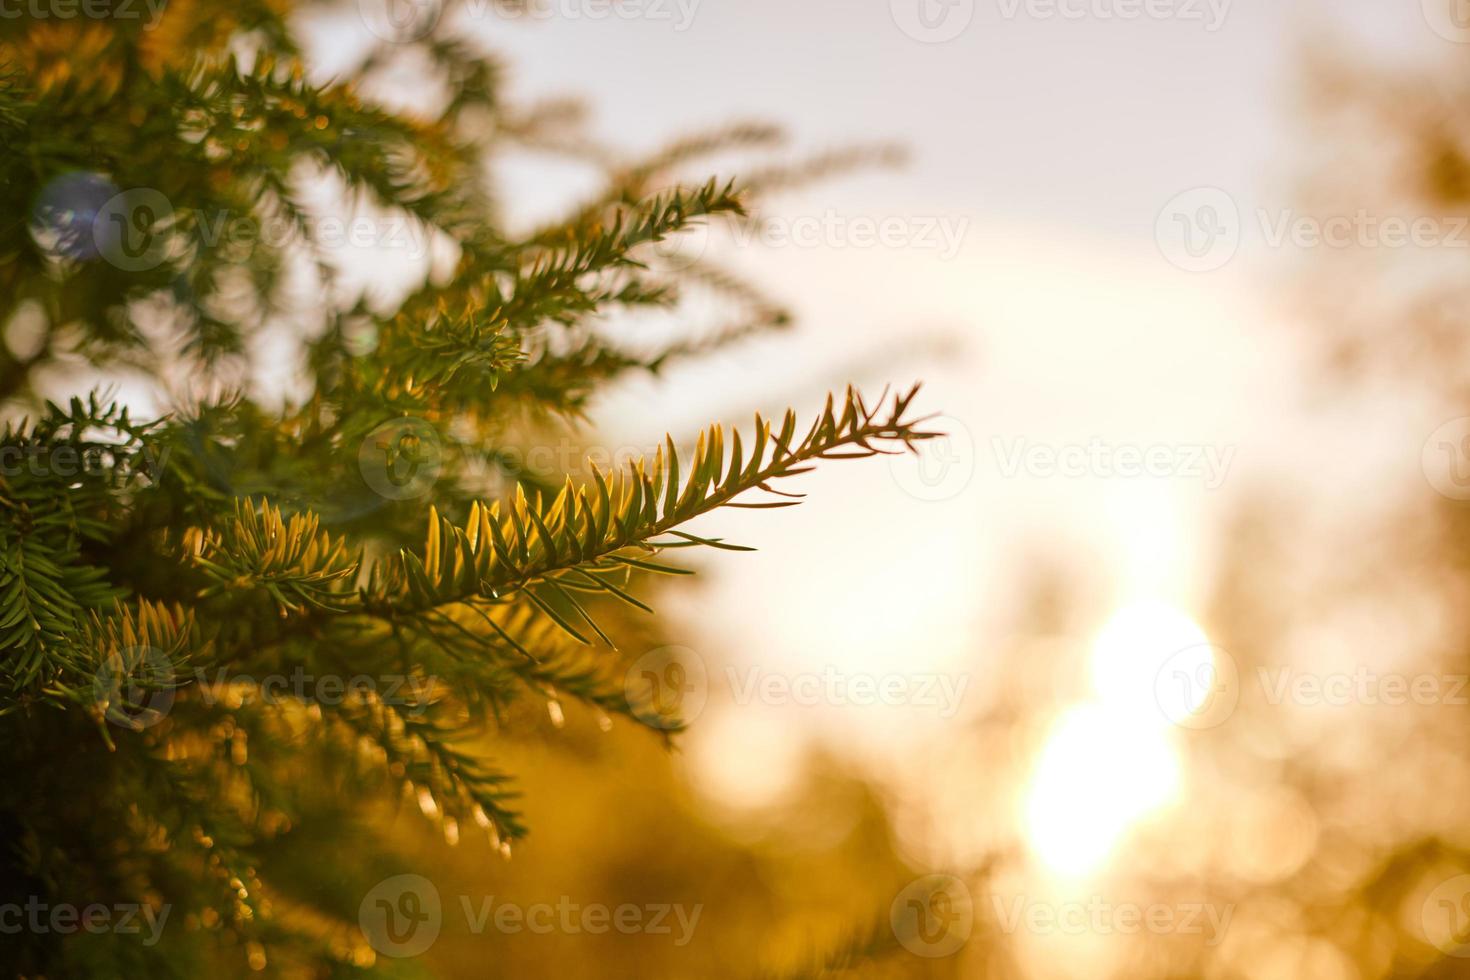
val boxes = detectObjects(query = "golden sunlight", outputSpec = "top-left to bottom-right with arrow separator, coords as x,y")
1023,704 -> 1182,877
1091,600 -> 1214,725
1023,602 -> 1214,876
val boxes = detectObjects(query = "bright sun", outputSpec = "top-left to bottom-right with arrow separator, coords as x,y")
1023,601 -> 1212,877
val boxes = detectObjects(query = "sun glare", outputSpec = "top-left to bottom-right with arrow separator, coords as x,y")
1024,704 -> 1182,876
1091,600 -> 1214,723
1024,602 -> 1211,877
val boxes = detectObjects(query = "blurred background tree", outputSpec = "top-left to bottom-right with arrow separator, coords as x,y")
0,4 -> 951,976
895,38 -> 1470,980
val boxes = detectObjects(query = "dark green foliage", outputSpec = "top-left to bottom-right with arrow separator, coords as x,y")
0,6 -> 932,973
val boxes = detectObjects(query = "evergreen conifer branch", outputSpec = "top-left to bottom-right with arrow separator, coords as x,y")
366,383 -> 936,621
183,500 -> 360,616
0,9 -> 943,971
